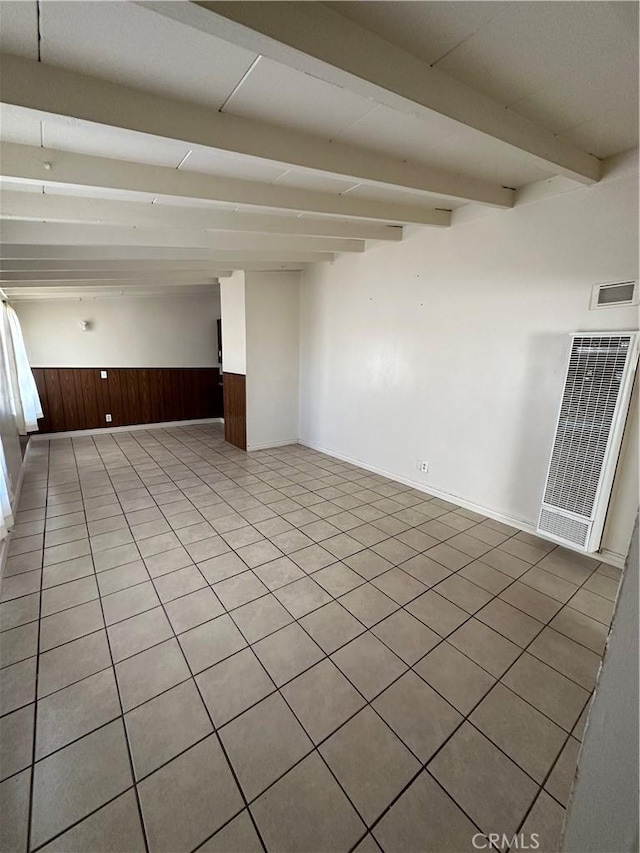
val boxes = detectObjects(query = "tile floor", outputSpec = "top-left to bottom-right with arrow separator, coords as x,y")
0,424 -> 622,853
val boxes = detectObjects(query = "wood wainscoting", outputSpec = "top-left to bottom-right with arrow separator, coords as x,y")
32,367 -> 222,433
222,372 -> 246,450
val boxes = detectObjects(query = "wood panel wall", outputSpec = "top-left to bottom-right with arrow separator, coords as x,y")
32,367 -> 222,433
222,373 -> 247,451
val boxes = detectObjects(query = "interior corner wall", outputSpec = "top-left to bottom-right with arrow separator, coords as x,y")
245,271 -> 300,450
298,160 -> 640,563
562,518 -> 639,853
220,271 -> 246,375
14,291 -> 221,368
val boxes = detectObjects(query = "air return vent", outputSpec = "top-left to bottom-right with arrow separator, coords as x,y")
590,280 -> 638,310
538,332 -> 639,552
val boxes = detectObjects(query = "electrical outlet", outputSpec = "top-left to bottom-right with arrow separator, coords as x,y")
420,461 -> 429,473
105,414 -> 112,423
100,370 -> 108,379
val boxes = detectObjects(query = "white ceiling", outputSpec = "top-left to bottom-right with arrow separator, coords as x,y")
328,1 -> 639,159
0,0 -> 638,288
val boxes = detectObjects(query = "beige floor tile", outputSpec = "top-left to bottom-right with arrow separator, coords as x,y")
567,588 -> 615,625
528,628 -> 601,690
274,576 -> 332,618
125,679 -> 213,779
0,704 -> 34,781
449,618 -> 521,677
520,566 -> 579,603
39,790 -> 146,853
406,590 -> 468,637
480,548 -> 531,579
138,735 -> 243,853
253,555 -> 306,590
199,810 -> 262,853
282,659 -> 365,743
116,637 -> 191,710
0,621 -> 38,669
549,606 -> 608,655
253,623 -> 323,686
102,580 -> 160,626
476,598 -> 544,647
471,683 -> 566,782
0,767 -> 31,853
107,606 -> 174,663
373,671 -> 462,762
373,771 -> 478,853
220,692 -> 313,800
36,668 -> 121,759
458,560 -> 512,595
31,720 -> 132,849
434,574 -> 493,614
429,722 -> 537,836
251,752 -> 365,852
320,706 -> 420,824
332,632 -> 406,700
520,790 -> 565,853
500,582 -> 563,623
415,641 -> 495,714
371,567 -> 427,605
344,549 -> 394,580
544,736 -> 581,805
401,553 -> 451,587
502,653 -> 589,732
300,601 -> 365,654
231,593 -> 293,643
179,615 -> 247,675
38,630 -> 111,699
372,609 -> 440,664
197,648 -> 275,727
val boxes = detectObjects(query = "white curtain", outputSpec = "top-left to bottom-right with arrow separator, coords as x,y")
0,302 -> 43,434
0,301 -> 42,540
0,436 -> 13,541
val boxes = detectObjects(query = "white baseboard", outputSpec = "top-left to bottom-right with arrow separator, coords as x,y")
298,437 -> 624,569
247,438 -> 299,451
599,548 -> 627,570
30,418 -> 224,441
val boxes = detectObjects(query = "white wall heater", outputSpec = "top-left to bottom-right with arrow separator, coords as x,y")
538,331 -> 639,553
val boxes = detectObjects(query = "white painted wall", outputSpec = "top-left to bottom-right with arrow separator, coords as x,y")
246,271 -> 300,450
563,519 -> 639,852
14,291 -> 221,367
220,271 -> 246,375
298,157 -> 639,562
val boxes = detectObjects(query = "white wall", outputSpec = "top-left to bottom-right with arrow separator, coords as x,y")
220,271 -> 246,375
246,271 -> 300,450
298,157 -> 639,562
563,519 -> 639,852
15,291 -> 221,367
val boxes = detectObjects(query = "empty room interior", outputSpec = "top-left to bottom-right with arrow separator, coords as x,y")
0,2 -> 639,852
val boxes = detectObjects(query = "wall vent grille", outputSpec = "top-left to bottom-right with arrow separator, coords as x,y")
539,509 -> 590,547
591,280 -> 638,310
538,332 -> 639,552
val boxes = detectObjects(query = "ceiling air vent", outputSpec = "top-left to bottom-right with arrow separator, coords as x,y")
537,332 -> 639,553
590,280 -> 638,310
